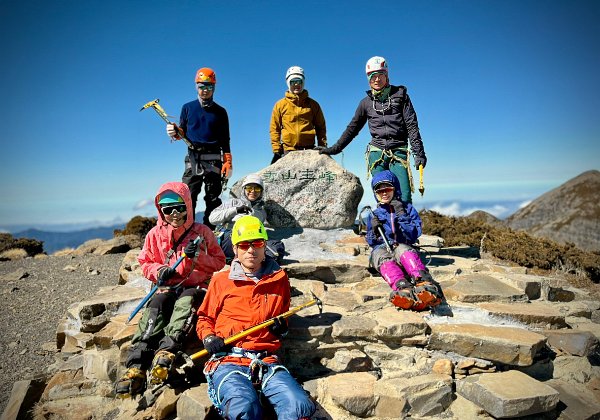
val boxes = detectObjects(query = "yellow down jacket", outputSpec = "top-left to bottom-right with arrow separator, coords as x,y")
270,90 -> 327,153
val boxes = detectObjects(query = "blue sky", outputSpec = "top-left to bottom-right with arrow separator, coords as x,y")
1,0 -> 598,230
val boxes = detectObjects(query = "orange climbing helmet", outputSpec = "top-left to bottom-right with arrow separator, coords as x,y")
195,67 -> 216,84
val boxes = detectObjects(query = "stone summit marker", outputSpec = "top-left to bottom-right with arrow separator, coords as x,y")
230,150 -> 364,229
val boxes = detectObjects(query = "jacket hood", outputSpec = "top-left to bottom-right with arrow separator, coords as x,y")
229,256 -> 280,281
154,181 -> 194,231
285,89 -> 309,103
371,170 -> 402,202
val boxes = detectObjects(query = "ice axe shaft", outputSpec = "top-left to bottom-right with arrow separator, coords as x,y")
418,164 -> 425,197
140,98 -> 194,149
126,237 -> 202,324
189,292 -> 323,362
363,206 -> 393,253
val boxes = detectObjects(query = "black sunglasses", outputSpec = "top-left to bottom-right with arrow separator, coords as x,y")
161,204 -> 187,215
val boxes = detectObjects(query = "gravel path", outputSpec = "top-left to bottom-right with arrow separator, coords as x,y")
0,253 -> 124,415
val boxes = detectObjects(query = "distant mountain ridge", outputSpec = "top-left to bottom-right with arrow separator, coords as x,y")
506,170 -> 600,252
14,225 -> 124,254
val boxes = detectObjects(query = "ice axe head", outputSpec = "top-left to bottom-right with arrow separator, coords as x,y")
310,290 -> 323,315
140,98 -> 160,112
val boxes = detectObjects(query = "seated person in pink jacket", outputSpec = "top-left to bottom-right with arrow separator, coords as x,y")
115,181 -> 225,398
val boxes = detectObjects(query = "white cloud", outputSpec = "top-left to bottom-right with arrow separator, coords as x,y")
427,202 -> 511,218
518,200 -> 532,209
133,199 -> 154,210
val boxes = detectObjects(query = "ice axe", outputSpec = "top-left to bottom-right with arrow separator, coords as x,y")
361,206 -> 393,253
149,292 -> 323,384
418,164 -> 425,197
140,98 -> 194,149
126,236 -> 203,324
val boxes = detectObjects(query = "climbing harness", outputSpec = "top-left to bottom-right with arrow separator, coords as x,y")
364,144 -> 416,195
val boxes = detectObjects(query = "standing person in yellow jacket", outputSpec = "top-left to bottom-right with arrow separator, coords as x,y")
269,66 -> 327,164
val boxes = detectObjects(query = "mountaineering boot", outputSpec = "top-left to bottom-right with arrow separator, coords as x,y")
412,280 -> 443,311
379,260 -> 408,291
389,286 -> 416,310
115,367 -> 146,398
149,350 -> 176,385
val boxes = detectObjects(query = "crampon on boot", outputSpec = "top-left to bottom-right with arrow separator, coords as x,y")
389,280 -> 416,310
149,350 -> 176,385
115,367 -> 146,398
412,281 -> 442,311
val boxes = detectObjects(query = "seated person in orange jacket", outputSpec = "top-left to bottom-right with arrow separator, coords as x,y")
196,216 -> 315,419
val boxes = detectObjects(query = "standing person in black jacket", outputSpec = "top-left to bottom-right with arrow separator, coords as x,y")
319,56 -> 427,203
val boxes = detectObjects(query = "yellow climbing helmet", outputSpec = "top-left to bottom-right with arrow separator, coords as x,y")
231,216 -> 268,245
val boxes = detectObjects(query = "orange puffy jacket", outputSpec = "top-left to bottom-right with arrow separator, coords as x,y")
196,260 -> 290,354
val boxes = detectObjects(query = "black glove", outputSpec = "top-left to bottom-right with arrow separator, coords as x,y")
269,317 -> 289,337
414,155 -> 427,169
271,152 -> 282,164
371,217 -> 383,237
157,266 -> 176,286
390,199 -> 405,215
319,142 -> 343,156
203,334 -> 227,355
236,204 -> 251,214
184,240 -> 198,257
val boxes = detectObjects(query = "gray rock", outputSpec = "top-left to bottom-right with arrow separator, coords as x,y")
231,150 -> 363,228
457,370 -> 559,418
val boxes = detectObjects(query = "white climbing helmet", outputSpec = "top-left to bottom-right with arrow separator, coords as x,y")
285,66 -> 305,82
365,56 -> 388,76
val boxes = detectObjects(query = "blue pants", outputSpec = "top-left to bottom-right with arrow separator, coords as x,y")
207,362 -> 315,420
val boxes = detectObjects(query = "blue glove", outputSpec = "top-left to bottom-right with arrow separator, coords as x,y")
157,266 -> 175,286
414,155 -> 427,169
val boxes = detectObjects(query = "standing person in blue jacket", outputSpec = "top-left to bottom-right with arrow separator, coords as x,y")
319,56 -> 426,203
166,67 -> 233,229
366,170 -> 442,310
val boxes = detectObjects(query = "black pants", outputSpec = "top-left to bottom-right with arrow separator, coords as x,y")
182,159 -> 222,229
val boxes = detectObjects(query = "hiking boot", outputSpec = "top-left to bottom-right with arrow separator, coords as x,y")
389,288 -> 416,310
115,367 -> 146,398
149,350 -> 176,385
412,281 -> 442,311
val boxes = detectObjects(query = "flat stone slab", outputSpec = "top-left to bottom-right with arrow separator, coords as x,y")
542,329 -> 599,356
428,323 -> 547,366
285,261 -> 370,284
476,301 -> 568,329
457,370 -> 559,418
371,307 -> 429,342
444,274 -> 528,303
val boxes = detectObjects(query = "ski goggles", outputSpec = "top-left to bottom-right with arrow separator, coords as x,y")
244,185 -> 263,193
375,186 -> 394,195
161,204 -> 187,215
236,239 -> 266,251
289,78 -> 303,86
197,83 -> 215,91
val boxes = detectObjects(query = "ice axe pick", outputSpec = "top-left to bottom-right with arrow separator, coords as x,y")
140,98 -> 193,148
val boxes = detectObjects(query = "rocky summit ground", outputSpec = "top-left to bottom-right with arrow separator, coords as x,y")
0,254 -> 123,415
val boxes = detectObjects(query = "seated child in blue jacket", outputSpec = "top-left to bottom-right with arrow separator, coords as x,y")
366,170 -> 442,310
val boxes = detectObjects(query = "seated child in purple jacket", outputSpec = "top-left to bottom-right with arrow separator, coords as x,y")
366,170 -> 442,310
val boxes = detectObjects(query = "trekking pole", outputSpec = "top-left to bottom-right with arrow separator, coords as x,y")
363,206 -> 393,253
140,99 -> 194,149
418,165 -> 425,196
175,292 -> 323,372
126,236 -> 202,324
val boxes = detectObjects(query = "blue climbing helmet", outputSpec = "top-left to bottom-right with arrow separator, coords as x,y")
371,170 -> 402,202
